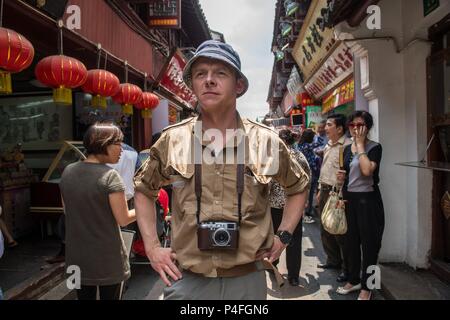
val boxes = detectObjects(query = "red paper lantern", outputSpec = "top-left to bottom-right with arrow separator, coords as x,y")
112,83 -> 143,115
82,69 -> 120,109
35,55 -> 87,105
0,28 -> 35,94
135,92 -> 159,118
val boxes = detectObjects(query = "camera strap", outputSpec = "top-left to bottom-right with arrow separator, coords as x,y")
194,163 -> 244,226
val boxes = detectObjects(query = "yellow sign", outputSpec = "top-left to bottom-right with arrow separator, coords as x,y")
292,0 -> 338,82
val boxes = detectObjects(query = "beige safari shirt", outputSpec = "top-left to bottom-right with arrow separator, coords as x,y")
134,113 -> 310,277
318,135 -> 352,188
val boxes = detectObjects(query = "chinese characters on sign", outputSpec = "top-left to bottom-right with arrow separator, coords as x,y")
304,42 -> 354,100
158,50 -> 197,109
292,0 -> 337,82
321,78 -> 355,114
148,0 -> 181,29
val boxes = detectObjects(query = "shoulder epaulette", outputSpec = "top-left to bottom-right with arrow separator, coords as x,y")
244,118 -> 279,134
162,116 -> 196,132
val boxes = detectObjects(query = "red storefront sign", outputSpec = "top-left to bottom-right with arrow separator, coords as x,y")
322,78 -> 354,114
157,50 -> 197,109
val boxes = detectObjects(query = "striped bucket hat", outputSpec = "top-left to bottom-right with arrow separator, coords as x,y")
182,40 -> 249,97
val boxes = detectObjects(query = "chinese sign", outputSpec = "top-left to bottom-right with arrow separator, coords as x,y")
305,106 -> 324,129
423,0 -> 439,16
322,78 -> 355,114
157,50 -> 197,109
292,0 -> 337,82
303,42 -> 354,100
148,0 -> 181,29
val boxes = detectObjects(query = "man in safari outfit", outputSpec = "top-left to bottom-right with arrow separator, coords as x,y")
134,40 -> 310,300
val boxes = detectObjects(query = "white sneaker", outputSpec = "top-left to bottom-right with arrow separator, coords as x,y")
303,216 -> 315,224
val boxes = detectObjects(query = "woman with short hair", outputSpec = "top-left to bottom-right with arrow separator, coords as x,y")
60,122 -> 136,300
336,111 -> 385,300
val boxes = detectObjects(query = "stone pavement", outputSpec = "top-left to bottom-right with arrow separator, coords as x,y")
266,219 -> 384,300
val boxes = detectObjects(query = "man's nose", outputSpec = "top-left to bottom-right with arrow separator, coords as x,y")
205,72 -> 216,86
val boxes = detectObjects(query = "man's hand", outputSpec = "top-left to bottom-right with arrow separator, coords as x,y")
146,246 -> 182,287
336,169 -> 346,185
255,236 -> 287,263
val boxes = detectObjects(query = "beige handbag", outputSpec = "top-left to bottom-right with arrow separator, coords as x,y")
321,186 -> 347,235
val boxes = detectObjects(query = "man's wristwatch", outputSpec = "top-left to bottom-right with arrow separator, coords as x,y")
275,230 -> 293,245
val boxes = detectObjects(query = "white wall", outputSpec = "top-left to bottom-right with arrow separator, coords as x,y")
151,99 -> 169,134
336,0 -> 450,267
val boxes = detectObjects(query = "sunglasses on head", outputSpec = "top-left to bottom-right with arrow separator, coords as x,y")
348,122 -> 365,128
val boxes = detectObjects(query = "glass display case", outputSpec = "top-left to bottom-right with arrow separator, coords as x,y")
30,141 -> 86,215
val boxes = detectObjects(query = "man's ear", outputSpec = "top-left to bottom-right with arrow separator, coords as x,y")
236,78 -> 245,96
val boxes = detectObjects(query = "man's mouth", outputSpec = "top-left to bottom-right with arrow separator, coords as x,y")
203,92 -> 219,96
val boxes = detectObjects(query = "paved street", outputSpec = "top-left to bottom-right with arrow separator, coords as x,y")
123,220 -> 383,300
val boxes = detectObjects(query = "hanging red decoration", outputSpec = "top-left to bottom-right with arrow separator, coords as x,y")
35,55 -> 87,105
0,27 -> 35,94
112,83 -> 142,115
135,92 -> 159,118
82,69 -> 120,109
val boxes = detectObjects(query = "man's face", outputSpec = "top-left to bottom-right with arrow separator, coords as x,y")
325,119 -> 343,141
317,123 -> 326,136
191,57 -> 245,112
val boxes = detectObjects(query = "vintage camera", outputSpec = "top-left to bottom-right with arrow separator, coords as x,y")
197,221 -> 239,250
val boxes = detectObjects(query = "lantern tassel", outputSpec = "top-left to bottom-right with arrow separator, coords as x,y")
122,104 -> 133,115
0,70 -> 12,94
141,109 -> 152,119
92,95 -> 107,109
53,86 -> 72,105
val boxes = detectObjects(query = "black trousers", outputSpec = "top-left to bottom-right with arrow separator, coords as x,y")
76,282 -> 124,300
343,189 -> 385,290
271,207 -> 303,279
318,187 -> 346,271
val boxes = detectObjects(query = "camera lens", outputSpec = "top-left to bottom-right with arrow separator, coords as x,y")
213,228 -> 230,246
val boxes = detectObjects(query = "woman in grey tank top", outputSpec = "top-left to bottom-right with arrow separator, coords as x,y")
335,111 -> 385,300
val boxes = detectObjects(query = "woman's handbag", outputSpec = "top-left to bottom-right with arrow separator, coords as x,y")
321,185 -> 347,235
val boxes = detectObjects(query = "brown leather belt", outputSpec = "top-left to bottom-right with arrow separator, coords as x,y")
184,260 -> 285,288
216,262 -> 259,277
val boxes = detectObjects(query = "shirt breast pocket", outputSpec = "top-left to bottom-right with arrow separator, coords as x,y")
240,169 -> 269,216
169,174 -> 195,206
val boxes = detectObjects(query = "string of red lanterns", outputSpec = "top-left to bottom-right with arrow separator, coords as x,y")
0,23 -> 159,116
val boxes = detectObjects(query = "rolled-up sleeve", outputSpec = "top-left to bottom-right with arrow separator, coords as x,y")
134,134 -> 171,202
273,142 -> 310,196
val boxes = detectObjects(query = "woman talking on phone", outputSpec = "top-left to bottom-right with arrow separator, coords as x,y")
336,111 -> 385,301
